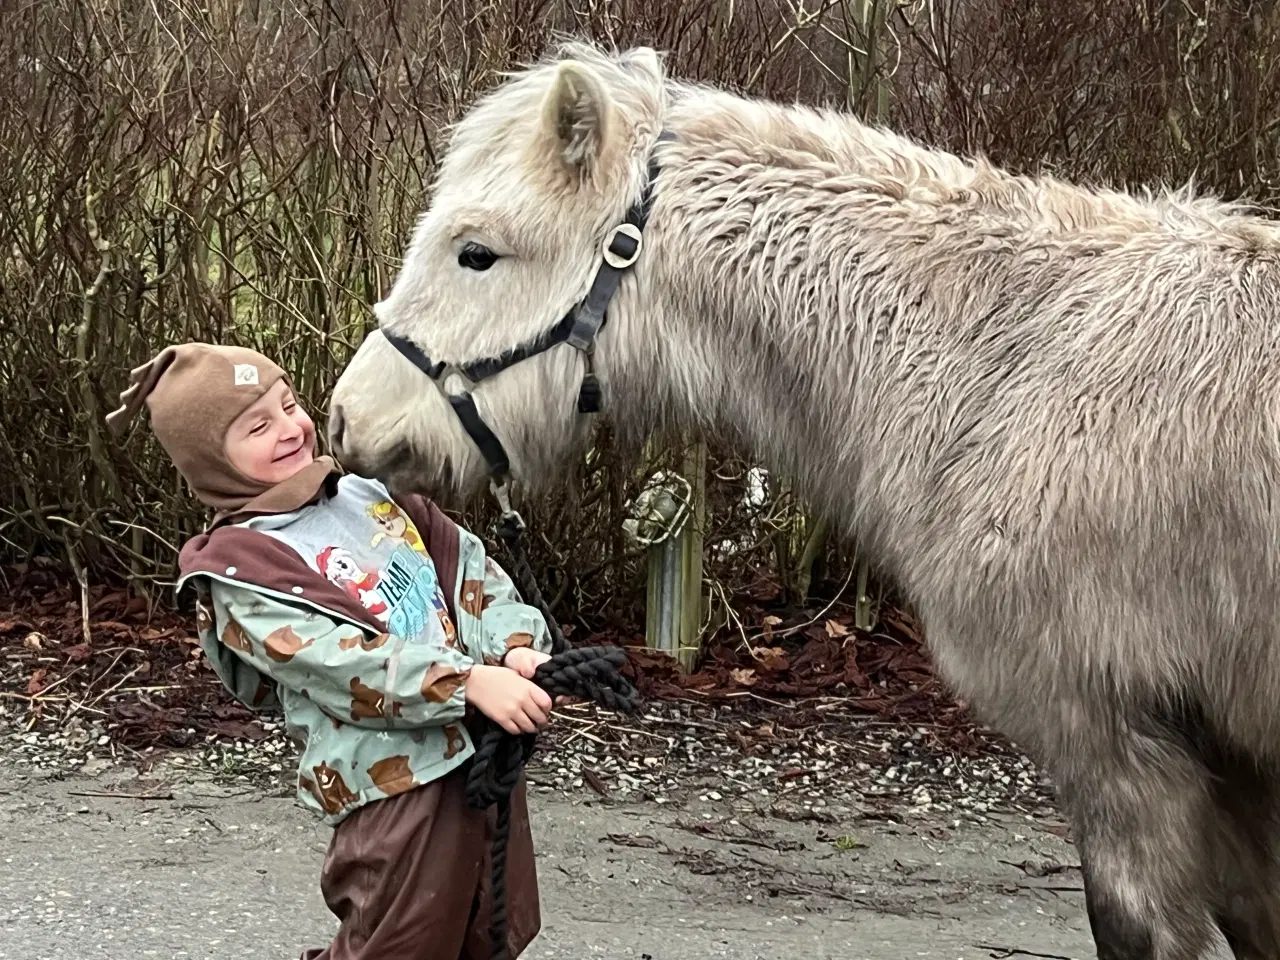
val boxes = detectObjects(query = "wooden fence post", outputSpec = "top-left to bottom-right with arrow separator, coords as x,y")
623,442 -> 707,672
677,441 -> 707,669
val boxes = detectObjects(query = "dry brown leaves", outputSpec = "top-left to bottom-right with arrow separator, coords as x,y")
611,589 -> 979,743
1,564 -> 978,749
0,567 -> 264,748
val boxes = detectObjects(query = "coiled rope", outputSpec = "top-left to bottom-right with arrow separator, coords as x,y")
465,514 -> 642,959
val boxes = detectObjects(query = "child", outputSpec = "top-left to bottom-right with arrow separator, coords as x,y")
106,342 -> 554,960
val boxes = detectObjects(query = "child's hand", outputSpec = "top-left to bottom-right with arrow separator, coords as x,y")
502,648 -> 576,707
502,646 -> 551,679
465,664 -> 553,735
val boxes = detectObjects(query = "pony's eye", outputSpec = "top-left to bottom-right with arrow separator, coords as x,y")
458,242 -> 499,271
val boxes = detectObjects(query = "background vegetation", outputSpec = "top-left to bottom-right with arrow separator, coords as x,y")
3,0 -> 1278,636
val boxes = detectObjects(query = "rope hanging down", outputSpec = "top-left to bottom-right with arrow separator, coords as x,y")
466,648 -> 642,960
494,509 -> 571,656
468,509 -> 643,960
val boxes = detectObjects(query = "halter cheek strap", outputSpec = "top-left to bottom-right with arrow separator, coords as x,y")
382,130 -> 674,485
447,393 -> 510,478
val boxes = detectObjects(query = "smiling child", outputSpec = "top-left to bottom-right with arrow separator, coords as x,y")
106,342 -> 551,959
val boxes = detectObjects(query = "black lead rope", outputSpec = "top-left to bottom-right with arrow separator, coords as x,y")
465,504 -> 643,960
464,646 -> 641,960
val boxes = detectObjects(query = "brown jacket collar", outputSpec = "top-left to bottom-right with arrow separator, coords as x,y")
176,492 -> 462,626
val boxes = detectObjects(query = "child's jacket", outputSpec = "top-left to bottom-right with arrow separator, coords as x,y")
175,474 -> 553,825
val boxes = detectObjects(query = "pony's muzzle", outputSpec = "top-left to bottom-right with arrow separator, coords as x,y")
327,402 -> 347,459
327,401 -> 377,478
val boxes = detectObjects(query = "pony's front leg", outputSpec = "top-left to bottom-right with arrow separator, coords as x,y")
1057,727 -> 1220,960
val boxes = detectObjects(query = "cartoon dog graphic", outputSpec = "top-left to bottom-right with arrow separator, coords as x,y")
366,501 -> 426,553
316,546 -> 388,616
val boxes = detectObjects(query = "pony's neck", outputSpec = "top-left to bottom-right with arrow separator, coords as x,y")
608,92 -> 976,521
605,85 -> 1159,543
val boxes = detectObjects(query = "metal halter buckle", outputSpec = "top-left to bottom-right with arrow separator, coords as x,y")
489,478 -> 526,533
602,223 -> 643,270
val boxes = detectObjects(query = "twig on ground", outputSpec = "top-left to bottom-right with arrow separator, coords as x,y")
640,715 -> 731,735
975,945 -> 1076,960
744,565 -> 856,646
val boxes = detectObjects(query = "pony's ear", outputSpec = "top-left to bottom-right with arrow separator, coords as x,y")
620,46 -> 663,85
540,60 -> 613,177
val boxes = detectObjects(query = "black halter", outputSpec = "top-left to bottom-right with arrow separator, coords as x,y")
382,133 -> 672,485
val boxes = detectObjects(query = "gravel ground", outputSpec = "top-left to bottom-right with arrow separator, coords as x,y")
0,575 -> 1239,957
0,620 -> 1124,958
0,746 -> 1105,960
0,694 -> 1062,831
5,677 -> 1245,958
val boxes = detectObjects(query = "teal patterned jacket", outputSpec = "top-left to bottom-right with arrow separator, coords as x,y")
176,475 -> 552,825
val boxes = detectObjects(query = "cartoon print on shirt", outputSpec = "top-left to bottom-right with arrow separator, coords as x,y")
263,625 -> 314,663
316,546 -> 388,616
221,618 -> 252,653
377,546 -> 454,645
195,599 -> 214,633
307,762 -> 358,815
459,579 -> 485,618
443,723 -> 467,760
437,606 -> 458,648
367,754 -> 418,796
366,501 -> 427,553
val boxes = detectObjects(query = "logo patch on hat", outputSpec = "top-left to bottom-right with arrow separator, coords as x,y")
233,364 -> 260,386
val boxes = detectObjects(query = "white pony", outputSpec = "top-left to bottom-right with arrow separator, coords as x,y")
329,40 -> 1280,958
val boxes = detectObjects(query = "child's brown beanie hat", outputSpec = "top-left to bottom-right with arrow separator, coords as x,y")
106,342 -> 336,522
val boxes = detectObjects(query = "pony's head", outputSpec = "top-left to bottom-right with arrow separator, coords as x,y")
328,41 -> 667,502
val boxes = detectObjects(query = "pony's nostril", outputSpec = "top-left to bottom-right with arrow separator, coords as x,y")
327,404 -> 346,456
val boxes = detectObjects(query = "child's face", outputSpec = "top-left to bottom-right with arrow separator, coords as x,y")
223,379 -> 316,484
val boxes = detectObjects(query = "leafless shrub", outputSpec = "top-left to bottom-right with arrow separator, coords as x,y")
2,0 -> 1277,631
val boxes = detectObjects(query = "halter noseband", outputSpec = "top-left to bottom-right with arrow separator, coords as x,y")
381,132 -> 672,494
